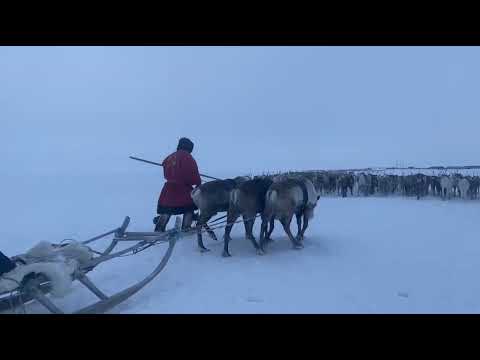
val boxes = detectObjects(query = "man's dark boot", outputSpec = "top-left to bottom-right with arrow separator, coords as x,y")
154,214 -> 171,232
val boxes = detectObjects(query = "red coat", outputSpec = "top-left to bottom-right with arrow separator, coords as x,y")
158,150 -> 201,208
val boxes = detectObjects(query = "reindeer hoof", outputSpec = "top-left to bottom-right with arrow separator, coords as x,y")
256,248 -> 265,256
222,251 -> 232,257
293,243 -> 304,250
199,247 -> 211,253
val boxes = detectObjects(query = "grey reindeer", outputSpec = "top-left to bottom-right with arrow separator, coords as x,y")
259,176 -> 320,253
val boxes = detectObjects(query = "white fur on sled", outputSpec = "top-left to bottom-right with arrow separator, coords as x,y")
0,240 -> 94,298
0,260 -> 77,297
25,241 -> 93,266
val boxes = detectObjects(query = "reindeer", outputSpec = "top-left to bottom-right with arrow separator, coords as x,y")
390,175 -> 401,195
431,176 -> 442,197
315,172 -> 326,195
378,175 -> 390,196
402,175 -> 414,197
345,172 -> 355,196
440,176 -> 453,200
369,174 -> 378,195
338,173 -> 354,197
451,173 -> 462,198
413,173 -> 427,200
321,172 -> 338,195
259,176 -> 320,252
356,173 -> 369,196
191,176 -> 249,252
346,173 -> 355,196
222,176 -> 274,257
469,176 -> 480,199
458,177 -> 470,200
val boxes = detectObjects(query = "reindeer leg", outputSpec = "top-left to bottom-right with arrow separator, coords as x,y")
203,215 -> 218,241
244,213 -> 256,241
295,212 -> 302,239
244,213 -> 262,255
197,213 -> 214,252
298,211 -> 310,242
223,210 -> 239,257
259,216 -> 269,253
266,218 -> 275,242
280,215 -> 303,249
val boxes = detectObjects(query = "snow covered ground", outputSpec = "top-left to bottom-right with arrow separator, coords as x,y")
2,172 -> 480,314
3,47 -> 480,314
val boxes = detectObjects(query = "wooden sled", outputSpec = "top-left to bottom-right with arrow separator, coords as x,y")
0,216 -> 181,314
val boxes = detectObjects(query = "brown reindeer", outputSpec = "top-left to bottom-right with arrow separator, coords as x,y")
223,176 -> 274,257
191,176 -> 249,252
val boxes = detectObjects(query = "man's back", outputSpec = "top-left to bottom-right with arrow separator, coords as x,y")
162,149 -> 201,187
157,144 -> 201,210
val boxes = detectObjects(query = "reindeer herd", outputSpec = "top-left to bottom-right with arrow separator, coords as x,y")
310,171 -> 480,200
185,170 -> 479,257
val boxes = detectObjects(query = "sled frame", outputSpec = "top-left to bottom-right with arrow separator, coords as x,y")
0,216 -> 181,314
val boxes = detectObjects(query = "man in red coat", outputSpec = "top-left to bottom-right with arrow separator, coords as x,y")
154,137 -> 202,232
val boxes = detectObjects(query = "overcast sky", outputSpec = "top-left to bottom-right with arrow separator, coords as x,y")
1,46 -> 479,178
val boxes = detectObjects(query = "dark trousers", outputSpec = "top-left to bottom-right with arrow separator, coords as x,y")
155,200 -> 198,232
154,211 -> 196,232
